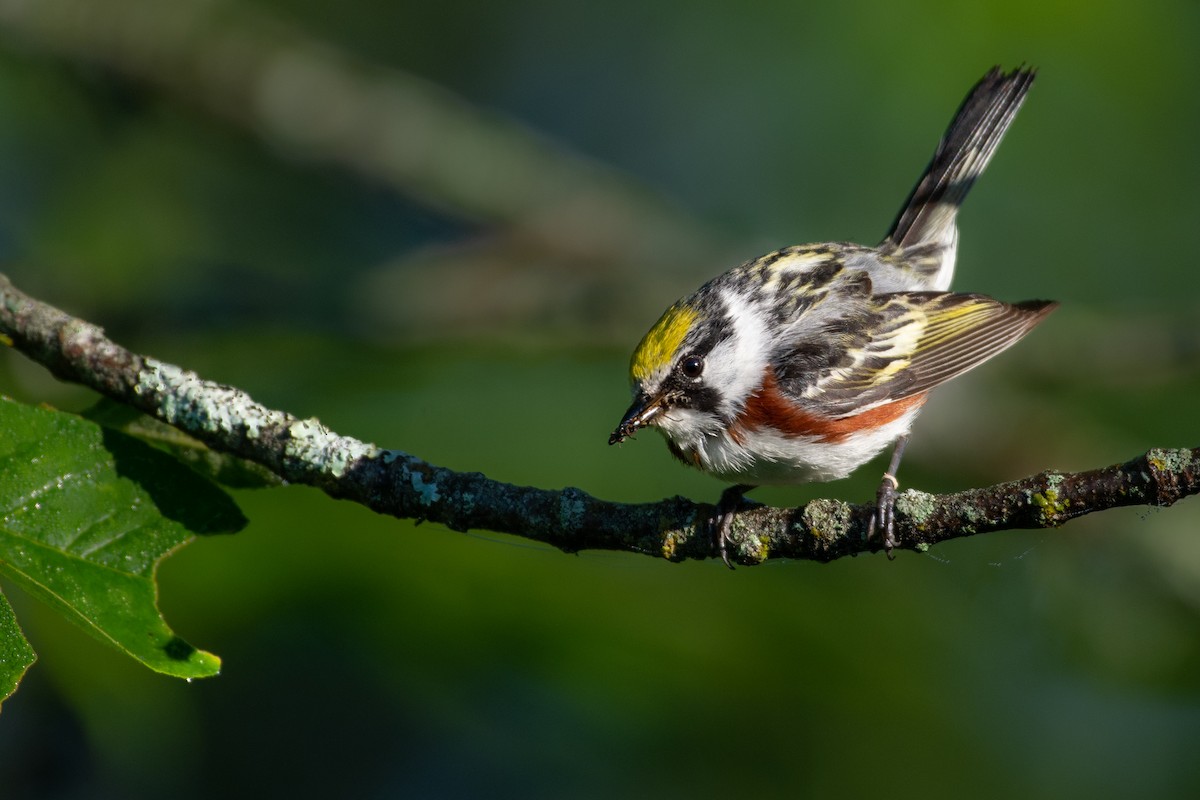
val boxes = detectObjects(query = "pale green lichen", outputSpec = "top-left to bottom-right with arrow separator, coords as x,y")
558,488 -> 587,529
958,498 -> 987,529
742,532 -> 768,563
800,498 -> 852,539
660,510 -> 698,560
1146,448 -> 1193,474
137,358 -> 270,440
895,489 -> 936,531
408,469 -> 441,505
382,449 -> 442,505
286,417 -> 379,478
726,512 -> 768,562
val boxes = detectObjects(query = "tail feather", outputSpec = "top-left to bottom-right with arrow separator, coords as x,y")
884,67 -> 1036,254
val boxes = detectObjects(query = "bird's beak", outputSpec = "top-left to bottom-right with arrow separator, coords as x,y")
609,392 -> 665,445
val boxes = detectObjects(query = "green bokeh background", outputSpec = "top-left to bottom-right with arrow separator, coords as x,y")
1,1 -> 1199,797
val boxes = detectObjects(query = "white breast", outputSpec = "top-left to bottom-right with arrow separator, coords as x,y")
670,404 -> 922,486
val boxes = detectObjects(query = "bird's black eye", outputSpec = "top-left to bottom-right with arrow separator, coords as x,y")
680,355 -> 704,379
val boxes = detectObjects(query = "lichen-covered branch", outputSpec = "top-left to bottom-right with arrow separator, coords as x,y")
2,272 -> 1197,565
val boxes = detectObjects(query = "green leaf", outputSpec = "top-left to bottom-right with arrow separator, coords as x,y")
82,398 -> 282,489
0,396 -> 246,695
0,587 -> 36,710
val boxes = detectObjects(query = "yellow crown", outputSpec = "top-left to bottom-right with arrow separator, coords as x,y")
629,303 -> 697,384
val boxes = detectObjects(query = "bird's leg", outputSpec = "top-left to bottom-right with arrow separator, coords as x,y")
868,435 -> 909,559
713,484 -> 754,569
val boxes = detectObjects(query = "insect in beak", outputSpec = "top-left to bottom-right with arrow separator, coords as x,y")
609,392 -> 665,445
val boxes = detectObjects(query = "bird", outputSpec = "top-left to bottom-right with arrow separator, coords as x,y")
608,66 -> 1055,566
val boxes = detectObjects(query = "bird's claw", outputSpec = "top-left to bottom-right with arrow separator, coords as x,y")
712,484 -> 751,569
868,472 -> 900,559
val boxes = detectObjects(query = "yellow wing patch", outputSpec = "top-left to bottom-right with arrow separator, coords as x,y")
630,303 -> 696,384
914,297 -> 1000,352
896,294 -> 1057,397
806,294 -> 1055,414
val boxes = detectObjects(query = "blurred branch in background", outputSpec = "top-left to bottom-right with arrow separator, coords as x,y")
2,271 -> 1197,565
1,0 -> 1198,364
1,0 -> 1197,404
0,0 -> 729,338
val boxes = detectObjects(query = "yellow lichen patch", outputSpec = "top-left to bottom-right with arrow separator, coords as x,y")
1031,488 -> 1070,521
630,303 -> 696,384
661,531 -> 679,560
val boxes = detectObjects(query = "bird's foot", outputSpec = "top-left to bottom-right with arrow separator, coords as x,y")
867,472 -> 900,559
712,484 -> 752,569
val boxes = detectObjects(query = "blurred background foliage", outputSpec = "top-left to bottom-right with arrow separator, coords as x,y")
0,0 -> 1199,797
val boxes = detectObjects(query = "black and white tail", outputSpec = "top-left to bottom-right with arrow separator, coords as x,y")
883,67 -> 1036,289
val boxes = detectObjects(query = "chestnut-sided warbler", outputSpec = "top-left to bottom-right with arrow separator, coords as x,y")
609,66 -> 1055,565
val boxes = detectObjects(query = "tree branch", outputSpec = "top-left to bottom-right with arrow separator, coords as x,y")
1,272 -> 1197,565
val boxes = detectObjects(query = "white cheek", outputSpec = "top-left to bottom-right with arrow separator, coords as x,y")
657,408 -> 721,444
704,288 -> 769,416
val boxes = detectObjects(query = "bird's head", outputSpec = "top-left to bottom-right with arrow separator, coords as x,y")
609,290 -> 765,448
